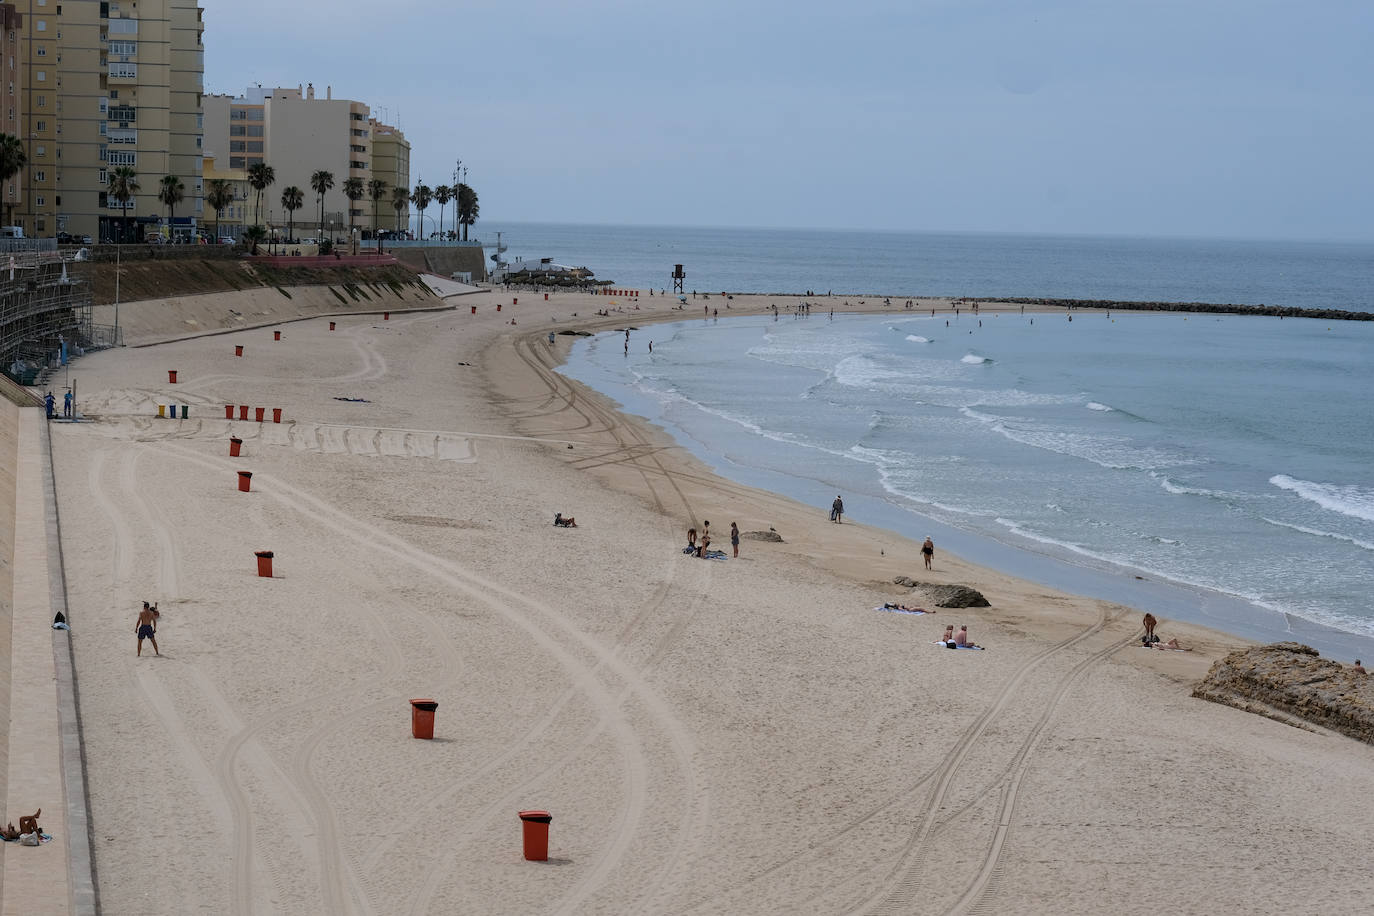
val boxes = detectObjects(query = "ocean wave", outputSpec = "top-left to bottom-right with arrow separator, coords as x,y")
833,355 -> 908,390
1270,475 -> 1374,523
1260,517 -> 1374,551
1150,472 -> 1233,498
1086,402 -> 1113,411
961,408 -> 1184,470
961,353 -> 992,364
905,335 -> 931,343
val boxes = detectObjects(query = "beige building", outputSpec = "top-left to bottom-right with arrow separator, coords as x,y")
368,118 -> 409,234
10,0 -> 205,241
204,83 -> 386,241
2,4 -> 24,226
200,152 -> 248,239
203,84 -> 410,239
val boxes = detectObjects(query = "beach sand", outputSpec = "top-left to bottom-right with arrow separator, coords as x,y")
49,288 -> 1374,914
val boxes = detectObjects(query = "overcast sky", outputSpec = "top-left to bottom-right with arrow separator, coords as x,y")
204,0 -> 1373,241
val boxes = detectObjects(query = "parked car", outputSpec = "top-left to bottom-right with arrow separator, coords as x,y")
219,236 -> 236,245
81,235 -> 93,245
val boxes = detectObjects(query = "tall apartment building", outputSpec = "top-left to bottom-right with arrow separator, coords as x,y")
368,118 -> 409,234
11,0 -> 205,241
203,84 -> 410,239
2,4 -> 24,225
205,83 -> 374,240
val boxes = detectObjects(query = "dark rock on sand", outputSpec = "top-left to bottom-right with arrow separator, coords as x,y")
741,530 -> 784,542
1192,642 -> 1374,745
892,577 -> 990,608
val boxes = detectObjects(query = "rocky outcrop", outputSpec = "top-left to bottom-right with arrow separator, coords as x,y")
892,577 -> 990,608
993,297 -> 1373,322
1192,642 -> 1374,744
741,530 -> 784,542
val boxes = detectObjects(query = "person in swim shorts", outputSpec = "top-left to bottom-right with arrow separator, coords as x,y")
136,601 -> 160,657
921,537 -> 935,570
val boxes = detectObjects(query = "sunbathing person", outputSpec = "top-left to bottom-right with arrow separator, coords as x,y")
553,513 -> 577,528
953,625 -> 980,648
883,602 -> 931,612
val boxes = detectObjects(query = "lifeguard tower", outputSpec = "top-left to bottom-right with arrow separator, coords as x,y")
672,264 -> 685,294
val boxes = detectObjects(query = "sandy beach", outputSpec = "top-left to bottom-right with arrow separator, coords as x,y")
46,286 -> 1374,914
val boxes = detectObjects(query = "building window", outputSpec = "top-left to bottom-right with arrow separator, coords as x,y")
36,145 -> 45,156
109,90 -> 117,99
37,96 -> 45,107
229,156 -> 244,168
109,63 -> 136,78
35,170 -> 44,181
109,40 -> 135,55
195,137 -> 201,148
36,46 -> 46,56
98,168 -> 107,184
36,21 -> 46,32
246,141 -> 262,153
229,140 -> 244,152
36,120 -> 45,131
36,71 -> 45,82
247,125 -> 262,137
230,124 -> 244,136
36,196 -> 44,206
55,196 -> 60,206
36,218 -> 45,231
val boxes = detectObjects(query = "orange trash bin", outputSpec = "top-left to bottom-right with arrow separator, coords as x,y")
229,437 -> 243,457
237,470 -> 252,492
410,699 -> 438,739
519,810 -> 552,861
254,550 -> 273,578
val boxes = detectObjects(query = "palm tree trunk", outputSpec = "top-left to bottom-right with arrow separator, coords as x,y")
374,199 -> 382,255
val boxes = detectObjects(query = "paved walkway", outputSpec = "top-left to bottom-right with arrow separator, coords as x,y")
3,410 -> 71,913
420,274 -> 484,298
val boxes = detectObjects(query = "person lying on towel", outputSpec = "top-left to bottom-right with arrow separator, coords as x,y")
553,513 -> 577,528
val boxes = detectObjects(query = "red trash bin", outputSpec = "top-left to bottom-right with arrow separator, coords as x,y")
229,437 -> 243,457
254,550 -> 273,578
274,330 -> 281,341
329,321 -> 336,330
544,293 -> 549,301
168,370 -> 178,383
471,305 -> 476,314
255,407 -> 265,422
497,304 -> 502,312
410,699 -> 438,739
237,470 -> 252,492
239,405 -> 250,420
235,345 -> 244,356
272,408 -> 282,423
513,297 -> 518,305
384,311 -> 390,320
225,405 -> 235,419
519,810 -> 552,861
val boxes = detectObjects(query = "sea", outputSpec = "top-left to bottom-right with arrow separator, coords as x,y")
533,225 -> 1374,658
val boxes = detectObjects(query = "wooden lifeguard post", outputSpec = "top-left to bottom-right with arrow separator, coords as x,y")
672,264 -> 685,295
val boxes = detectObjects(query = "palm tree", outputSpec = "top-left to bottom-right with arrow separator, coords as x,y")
310,169 -> 334,242
246,162 -> 275,227
433,185 -> 453,241
108,166 -> 140,243
410,183 -> 432,239
457,183 -> 479,241
280,186 -> 304,247
341,176 -> 364,248
0,132 -> 27,227
205,178 -> 235,241
367,178 -> 387,254
243,224 -> 267,256
391,185 -> 410,240
157,174 -> 185,241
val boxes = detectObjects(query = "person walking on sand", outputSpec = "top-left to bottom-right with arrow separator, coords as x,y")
1142,612 -> 1158,644
136,601 -> 160,656
731,522 -> 740,558
922,537 -> 935,570
831,495 -> 844,523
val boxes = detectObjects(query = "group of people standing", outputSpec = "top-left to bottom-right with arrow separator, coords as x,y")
43,390 -> 73,419
685,520 -> 741,559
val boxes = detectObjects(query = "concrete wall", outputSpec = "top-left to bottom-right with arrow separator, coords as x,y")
0,395 -> 17,897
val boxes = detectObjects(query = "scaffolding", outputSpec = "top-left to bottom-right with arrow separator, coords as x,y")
0,239 -> 100,385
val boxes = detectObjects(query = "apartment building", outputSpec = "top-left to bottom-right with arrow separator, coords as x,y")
204,83 -> 381,241
200,152 -> 247,239
11,0 -> 205,241
368,118 -> 409,234
1,4 -> 23,226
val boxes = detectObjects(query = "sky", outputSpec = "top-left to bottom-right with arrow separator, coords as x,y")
204,0 -> 1374,241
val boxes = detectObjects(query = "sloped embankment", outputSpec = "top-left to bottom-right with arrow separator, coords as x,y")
1192,642 -> 1374,743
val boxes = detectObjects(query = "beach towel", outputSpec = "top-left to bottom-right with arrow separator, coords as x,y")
933,641 -> 985,650
2,833 -> 53,845
875,605 -> 929,616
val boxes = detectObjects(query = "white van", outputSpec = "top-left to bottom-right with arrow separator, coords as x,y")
0,226 -> 24,239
